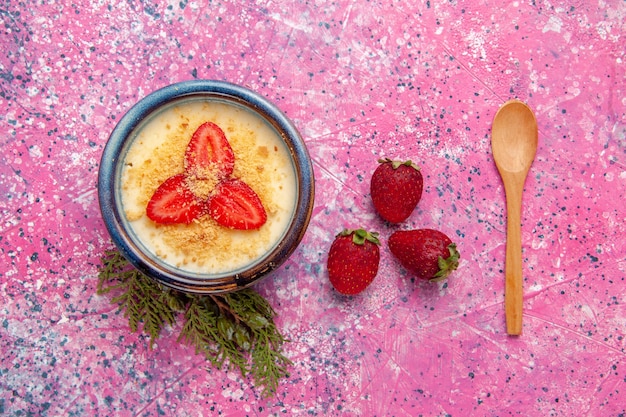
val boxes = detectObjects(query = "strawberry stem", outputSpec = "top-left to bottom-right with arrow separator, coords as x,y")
431,243 -> 460,282
377,158 -> 420,171
338,228 -> 380,246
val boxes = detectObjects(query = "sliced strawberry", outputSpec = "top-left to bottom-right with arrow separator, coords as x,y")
146,174 -> 205,224
184,121 -> 235,180
207,178 -> 267,230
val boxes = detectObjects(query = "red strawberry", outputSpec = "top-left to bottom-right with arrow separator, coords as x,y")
146,174 -> 205,224
207,178 -> 267,230
388,229 -> 460,281
370,158 -> 423,223
327,229 -> 380,295
184,121 -> 235,180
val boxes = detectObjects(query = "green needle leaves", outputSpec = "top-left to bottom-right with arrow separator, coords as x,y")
97,249 -> 291,398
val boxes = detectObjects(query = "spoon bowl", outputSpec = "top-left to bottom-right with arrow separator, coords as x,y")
491,99 -> 538,335
492,101 -> 538,174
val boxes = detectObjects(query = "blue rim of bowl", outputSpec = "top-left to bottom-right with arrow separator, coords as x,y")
98,80 -> 315,294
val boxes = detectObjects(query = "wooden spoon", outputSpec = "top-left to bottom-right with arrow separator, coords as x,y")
491,99 -> 538,335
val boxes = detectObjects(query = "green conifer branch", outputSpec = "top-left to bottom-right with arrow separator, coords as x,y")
97,248 -> 291,397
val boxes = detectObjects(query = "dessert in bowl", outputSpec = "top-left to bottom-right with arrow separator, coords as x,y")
98,80 -> 314,293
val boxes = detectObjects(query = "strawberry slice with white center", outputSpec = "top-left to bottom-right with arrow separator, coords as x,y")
184,121 -> 235,180
146,174 -> 205,224
207,178 -> 267,230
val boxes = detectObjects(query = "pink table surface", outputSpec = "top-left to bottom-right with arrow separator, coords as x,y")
1,1 -> 625,416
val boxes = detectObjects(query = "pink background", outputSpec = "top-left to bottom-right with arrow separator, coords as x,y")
2,1 -> 626,416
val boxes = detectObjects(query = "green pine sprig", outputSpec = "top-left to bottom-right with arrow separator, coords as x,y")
96,249 -> 292,398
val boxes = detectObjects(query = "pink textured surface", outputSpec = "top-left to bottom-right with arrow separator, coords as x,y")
1,1 -> 625,416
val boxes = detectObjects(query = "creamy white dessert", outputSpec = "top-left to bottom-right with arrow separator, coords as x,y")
120,98 -> 297,274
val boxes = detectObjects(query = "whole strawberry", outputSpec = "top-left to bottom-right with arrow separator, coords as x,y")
388,229 -> 460,281
327,229 -> 380,295
370,158 -> 423,223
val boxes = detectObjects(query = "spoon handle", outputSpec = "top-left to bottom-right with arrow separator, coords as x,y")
503,177 -> 524,335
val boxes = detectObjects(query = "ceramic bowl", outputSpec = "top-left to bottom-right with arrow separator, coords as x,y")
98,80 -> 314,293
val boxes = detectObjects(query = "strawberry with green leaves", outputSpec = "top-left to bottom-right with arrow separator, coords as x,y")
370,158 -> 423,223
327,229 -> 380,295
388,229 -> 460,281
